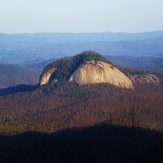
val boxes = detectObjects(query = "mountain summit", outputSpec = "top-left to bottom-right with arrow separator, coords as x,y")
40,51 -> 134,89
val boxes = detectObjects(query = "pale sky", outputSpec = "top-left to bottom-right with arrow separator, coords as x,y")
0,0 -> 163,34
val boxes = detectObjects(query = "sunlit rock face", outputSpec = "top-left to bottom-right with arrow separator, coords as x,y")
40,68 -> 56,85
69,60 -> 134,90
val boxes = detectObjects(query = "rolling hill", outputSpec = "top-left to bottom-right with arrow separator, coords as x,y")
0,63 -> 40,89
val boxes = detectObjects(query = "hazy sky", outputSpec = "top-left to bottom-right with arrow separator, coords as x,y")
0,0 -> 163,34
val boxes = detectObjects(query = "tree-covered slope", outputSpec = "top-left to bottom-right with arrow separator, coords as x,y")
0,81 -> 162,135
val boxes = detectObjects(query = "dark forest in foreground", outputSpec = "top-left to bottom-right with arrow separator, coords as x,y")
0,122 -> 162,163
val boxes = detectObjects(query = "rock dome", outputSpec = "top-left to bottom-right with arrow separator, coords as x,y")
40,51 -> 134,90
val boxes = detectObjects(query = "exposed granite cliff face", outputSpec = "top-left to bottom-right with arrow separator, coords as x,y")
69,60 -> 134,90
40,68 -> 56,85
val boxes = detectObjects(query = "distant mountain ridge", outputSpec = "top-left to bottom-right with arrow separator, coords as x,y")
1,37 -> 163,64
0,31 -> 163,63
1,31 -> 163,46
105,56 -> 163,73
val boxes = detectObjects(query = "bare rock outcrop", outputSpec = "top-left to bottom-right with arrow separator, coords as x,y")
40,68 -> 56,85
128,74 -> 160,84
69,60 -> 134,90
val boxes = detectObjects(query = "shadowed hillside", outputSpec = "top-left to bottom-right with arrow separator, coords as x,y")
0,123 -> 162,163
0,84 -> 39,97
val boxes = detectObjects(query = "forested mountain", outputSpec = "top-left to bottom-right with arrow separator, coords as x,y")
40,51 -> 113,84
0,63 -> 40,88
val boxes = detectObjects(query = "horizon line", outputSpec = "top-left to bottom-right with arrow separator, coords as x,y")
1,30 -> 163,35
